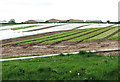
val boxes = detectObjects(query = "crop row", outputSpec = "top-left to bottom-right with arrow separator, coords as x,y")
84,27 -> 118,41
4,26 -> 116,45
64,26 -> 114,42
107,32 -> 119,40
4,28 -> 89,45
24,28 -> 104,44
23,29 -> 88,44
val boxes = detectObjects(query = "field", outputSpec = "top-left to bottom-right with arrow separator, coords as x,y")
3,26 -> 119,45
2,51 -> 118,80
1,23 -> 119,80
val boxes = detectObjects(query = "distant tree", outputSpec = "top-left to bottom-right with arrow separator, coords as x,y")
107,20 -> 110,23
9,19 -> 16,24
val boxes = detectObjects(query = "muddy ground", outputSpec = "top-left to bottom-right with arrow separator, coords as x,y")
1,39 -> 119,58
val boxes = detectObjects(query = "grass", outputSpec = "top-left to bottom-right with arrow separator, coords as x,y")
84,26 -> 118,41
11,25 -> 42,30
2,51 -> 118,80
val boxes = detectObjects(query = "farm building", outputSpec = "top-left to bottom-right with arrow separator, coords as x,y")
46,19 -> 60,22
68,19 -> 84,22
24,20 -> 38,23
0,20 -> 8,23
59,20 -> 68,23
86,20 -> 102,23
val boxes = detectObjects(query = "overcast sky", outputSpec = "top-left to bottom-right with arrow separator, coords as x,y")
0,0 -> 119,22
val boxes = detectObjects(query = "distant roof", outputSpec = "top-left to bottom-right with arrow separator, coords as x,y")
0,20 -> 8,23
86,20 -> 102,22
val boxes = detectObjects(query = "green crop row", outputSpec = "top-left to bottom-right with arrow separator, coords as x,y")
3,26 -> 115,45
4,27 -> 98,45
65,27 -> 113,42
107,32 -> 119,40
84,27 -> 118,41
11,25 -> 43,30
3,29 -> 86,45
42,27 -> 105,43
23,29 -> 87,44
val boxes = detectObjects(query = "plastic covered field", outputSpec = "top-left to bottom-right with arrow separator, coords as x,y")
0,23 -> 116,40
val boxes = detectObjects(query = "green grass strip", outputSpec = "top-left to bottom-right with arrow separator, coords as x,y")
65,27 -> 113,42
11,25 -> 42,30
84,27 -> 118,41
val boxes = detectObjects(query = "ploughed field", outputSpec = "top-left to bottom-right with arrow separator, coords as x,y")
1,24 -> 119,57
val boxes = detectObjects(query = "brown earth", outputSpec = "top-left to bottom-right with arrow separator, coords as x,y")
1,39 -> 119,58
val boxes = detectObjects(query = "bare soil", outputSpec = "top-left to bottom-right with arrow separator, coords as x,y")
1,39 -> 119,58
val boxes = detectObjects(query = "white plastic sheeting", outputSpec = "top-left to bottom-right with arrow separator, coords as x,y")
0,23 -> 116,40
79,24 -> 114,29
14,23 -> 60,32
0,24 -> 86,40
0,24 -> 37,30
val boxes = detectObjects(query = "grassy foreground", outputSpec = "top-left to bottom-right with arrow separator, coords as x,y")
2,51 -> 118,80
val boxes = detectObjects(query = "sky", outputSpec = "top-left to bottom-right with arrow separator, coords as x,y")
0,0 -> 119,23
